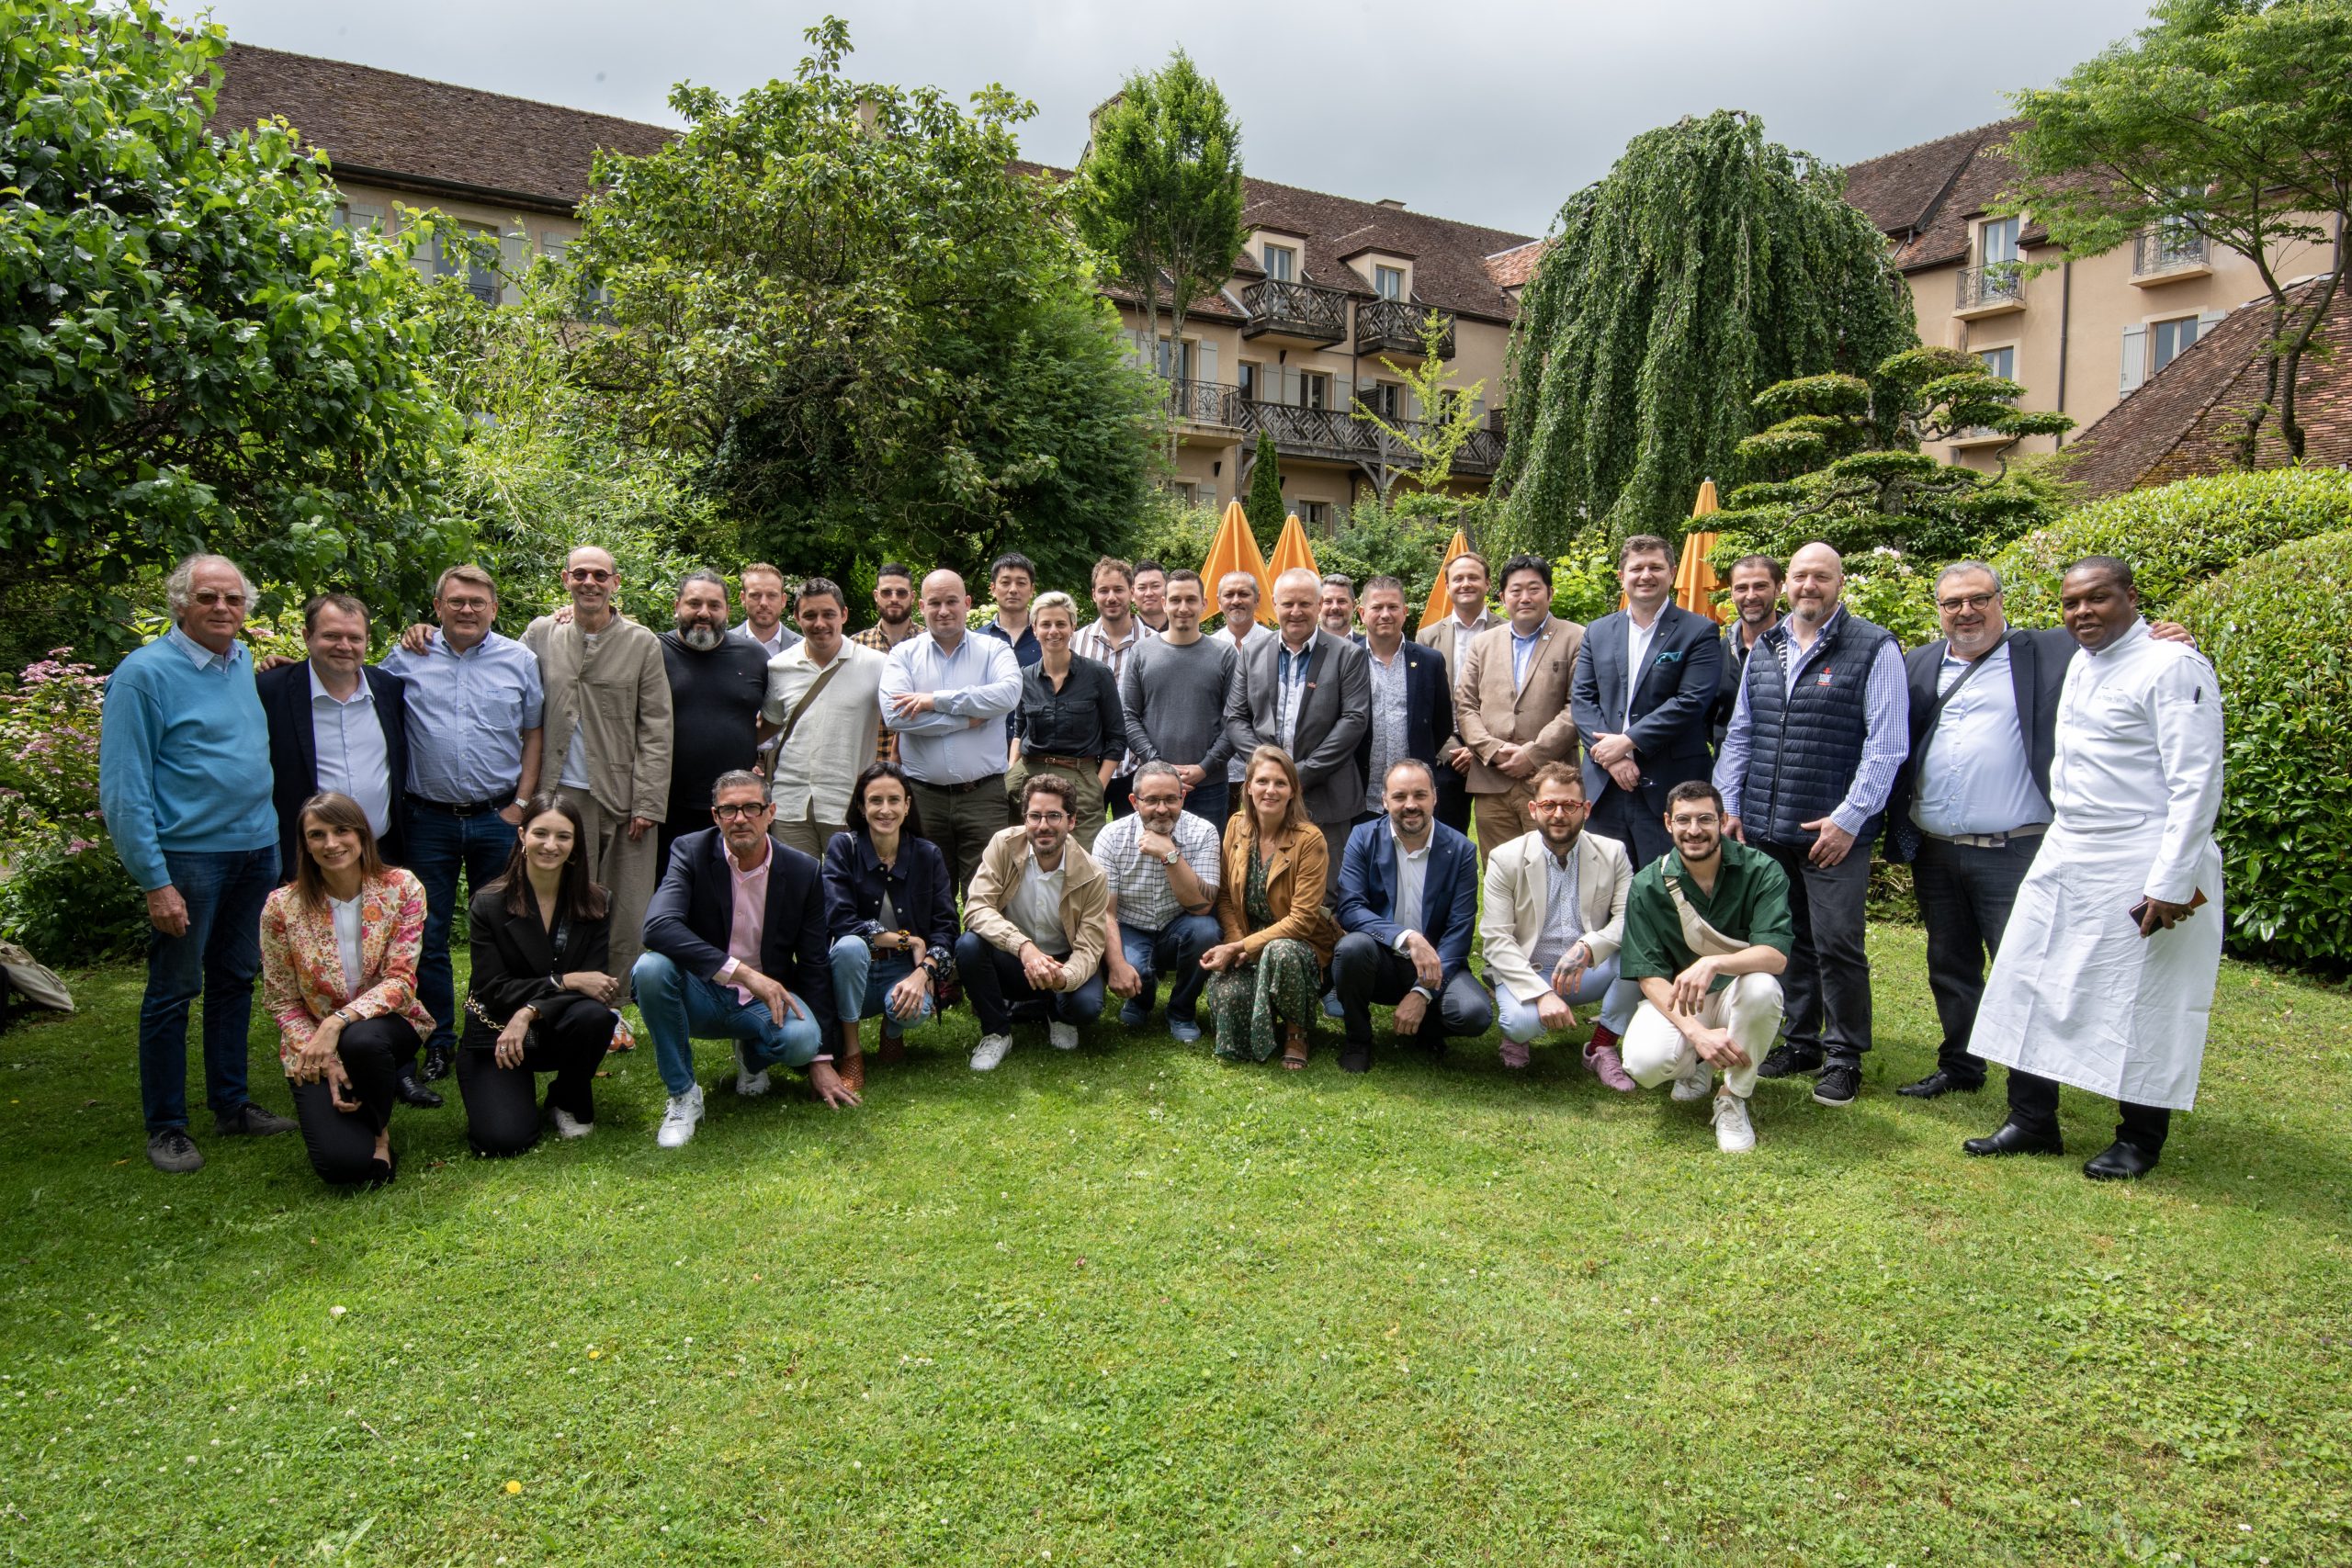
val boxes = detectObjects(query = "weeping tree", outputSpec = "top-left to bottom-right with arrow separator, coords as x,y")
1496,109 -> 1918,551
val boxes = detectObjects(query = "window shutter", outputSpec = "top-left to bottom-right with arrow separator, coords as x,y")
2120,325 -> 2147,396
2197,308 -> 2227,334
1196,339 -> 1218,389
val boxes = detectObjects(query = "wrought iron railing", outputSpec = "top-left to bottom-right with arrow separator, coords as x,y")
1164,378 -> 1238,426
1956,263 -> 2025,310
1354,299 -> 1455,357
1239,278 -> 1350,342
2133,224 -> 2210,277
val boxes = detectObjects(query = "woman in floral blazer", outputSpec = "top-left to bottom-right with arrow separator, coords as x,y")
259,792 -> 435,1187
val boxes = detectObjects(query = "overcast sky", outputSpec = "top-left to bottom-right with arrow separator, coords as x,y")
198,0 -> 2155,239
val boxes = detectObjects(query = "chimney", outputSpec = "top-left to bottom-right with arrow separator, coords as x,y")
1374,197 -> 1406,210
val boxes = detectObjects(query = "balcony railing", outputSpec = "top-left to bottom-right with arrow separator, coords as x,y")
2133,224 -> 2210,278
1956,263 -> 2025,312
1239,278 -> 1349,345
1165,377 -> 1238,427
1354,299 -> 1455,358
1224,397 -> 1507,478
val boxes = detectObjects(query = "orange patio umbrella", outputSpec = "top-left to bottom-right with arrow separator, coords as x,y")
1420,527 -> 1473,628
1201,498 -> 1271,607
1267,512 -> 1319,584
1677,479 -> 1726,623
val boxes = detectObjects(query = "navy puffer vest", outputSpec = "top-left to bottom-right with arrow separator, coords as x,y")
1739,607 -> 1895,847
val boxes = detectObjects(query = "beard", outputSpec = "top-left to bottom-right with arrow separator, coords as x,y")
679,624 -> 723,651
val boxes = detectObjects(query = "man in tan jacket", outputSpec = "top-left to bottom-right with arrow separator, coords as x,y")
523,546 -> 673,987
952,773 -> 1110,1072
1454,552 -> 1585,863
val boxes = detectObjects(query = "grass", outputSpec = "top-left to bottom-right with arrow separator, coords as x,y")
2,928 -> 2348,1565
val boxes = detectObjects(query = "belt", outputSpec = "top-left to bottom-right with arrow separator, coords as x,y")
912,773 -> 1005,795
1031,753 -> 1100,772
406,792 -> 509,817
1922,823 -> 2046,850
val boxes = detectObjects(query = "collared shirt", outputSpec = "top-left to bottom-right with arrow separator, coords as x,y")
379,629 -> 545,805
1419,607 -> 1500,673
763,641 -> 886,826
1528,840 -> 1588,981
1623,609 -> 1663,723
1715,605 -> 1908,837
556,626 -> 607,790
1390,825 -> 1431,942
1015,656 -> 1126,761
849,620 -> 918,763
1618,838 -> 1796,991
879,630 -> 1023,786
714,840 -> 773,1006
1363,642 -> 1411,812
1510,617 -> 1549,690
1222,623 -> 1274,779
1008,855 -> 1069,954
1274,636 -> 1316,752
1094,809 -> 1222,932
166,625 -> 235,672
329,892 -> 365,997
729,619 -> 801,660
307,667 -> 392,840
1913,640 -> 2052,837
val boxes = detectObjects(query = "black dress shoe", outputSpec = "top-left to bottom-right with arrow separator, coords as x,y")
2083,1140 -> 2160,1180
421,1045 -> 455,1083
395,1067 -> 445,1110
1338,1043 -> 1372,1074
1962,1120 -> 2064,1157
1755,1043 -> 1824,1080
1897,1068 -> 1984,1100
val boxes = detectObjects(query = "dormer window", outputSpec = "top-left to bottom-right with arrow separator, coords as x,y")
1374,265 -> 1405,300
1262,243 -> 1296,282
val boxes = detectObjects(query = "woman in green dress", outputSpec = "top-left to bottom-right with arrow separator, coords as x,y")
1200,745 -> 1339,1068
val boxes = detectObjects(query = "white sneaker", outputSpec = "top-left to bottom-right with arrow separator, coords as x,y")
1712,1091 -> 1756,1154
733,1039 -> 771,1098
656,1085 -> 704,1148
970,1033 -> 1013,1072
1671,1053 -> 1713,1102
1048,1021 -> 1080,1051
549,1107 -> 594,1141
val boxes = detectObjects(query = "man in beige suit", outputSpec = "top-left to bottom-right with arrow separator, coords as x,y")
1481,763 -> 1644,1084
523,545 -> 673,987
1454,552 -> 1585,863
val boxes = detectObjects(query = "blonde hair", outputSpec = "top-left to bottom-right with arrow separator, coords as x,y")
1031,590 -> 1080,626
1242,745 -> 1313,840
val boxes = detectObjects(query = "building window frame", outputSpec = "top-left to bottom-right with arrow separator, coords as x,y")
1373,264 -> 1405,300
1262,243 -> 1296,282
2150,313 -> 2202,373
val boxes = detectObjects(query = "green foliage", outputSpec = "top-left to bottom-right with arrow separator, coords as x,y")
1244,431 -> 1285,547
1353,313 -> 1489,496
1548,535 -> 1622,626
0,0 -> 465,657
2174,529 -> 2352,968
1994,468 -> 2352,626
0,649 -> 141,965
0,831 -> 146,966
568,19 -> 1156,588
1127,490 -> 1223,582
1318,492 -> 1475,632
1497,109 -> 1917,549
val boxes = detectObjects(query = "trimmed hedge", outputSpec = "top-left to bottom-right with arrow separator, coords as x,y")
2173,528 -> 2352,969
1996,468 -> 2352,626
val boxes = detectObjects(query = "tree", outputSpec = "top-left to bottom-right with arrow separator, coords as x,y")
0,0 -> 463,652
1999,0 -> 2352,467
1244,431 -> 1284,544
567,18 -> 1157,587
1353,311 -> 1488,500
1496,109 -> 1918,552
1073,51 -> 1248,461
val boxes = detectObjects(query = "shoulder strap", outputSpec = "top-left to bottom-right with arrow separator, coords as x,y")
774,657 -> 848,751
1919,629 -> 2016,733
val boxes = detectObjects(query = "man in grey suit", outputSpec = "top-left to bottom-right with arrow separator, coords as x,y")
1225,566 -> 1373,874
1570,535 -> 1723,867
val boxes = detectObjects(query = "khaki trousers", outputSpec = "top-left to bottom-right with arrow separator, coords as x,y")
559,785 -> 659,993
1006,758 -> 1107,851
1471,781 -> 1537,863
1622,972 -> 1785,1101
773,806 -> 849,862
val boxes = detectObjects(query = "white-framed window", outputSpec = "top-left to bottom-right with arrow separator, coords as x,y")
1262,243 -> 1296,282
1977,345 -> 2016,381
2151,315 -> 2202,373
1298,372 -> 1329,411
1374,265 -> 1405,300
1979,216 -> 2021,267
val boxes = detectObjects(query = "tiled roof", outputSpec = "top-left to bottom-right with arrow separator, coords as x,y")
2061,276 -> 2352,498
1236,176 -> 1532,324
1840,118 -> 2040,272
206,43 -> 675,215
1484,240 -> 1547,290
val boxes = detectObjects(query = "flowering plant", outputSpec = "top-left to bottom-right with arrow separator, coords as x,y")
0,649 -> 106,841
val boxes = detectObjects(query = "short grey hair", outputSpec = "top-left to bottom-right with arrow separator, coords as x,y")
710,770 -> 767,805
1935,560 -> 2002,593
1130,760 -> 1184,792
164,554 -> 256,619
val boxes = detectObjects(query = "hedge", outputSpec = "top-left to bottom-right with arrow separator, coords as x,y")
2173,528 -> 2352,969
1996,468 -> 2352,626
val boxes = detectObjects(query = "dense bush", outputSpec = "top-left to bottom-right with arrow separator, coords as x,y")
2172,529 -> 2352,969
0,832 -> 148,967
0,649 -> 143,965
1996,468 -> 2352,626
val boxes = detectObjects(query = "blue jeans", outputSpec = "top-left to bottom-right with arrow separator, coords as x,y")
138,844 -> 278,1132
1493,953 -> 1641,1043
1182,780 -> 1227,827
631,951 -> 824,1097
405,803 -> 518,1056
828,935 -> 937,1035
1116,913 -> 1221,1023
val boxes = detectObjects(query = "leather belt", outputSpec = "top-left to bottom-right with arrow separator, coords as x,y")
406,792 -> 508,817
914,773 -> 1005,795
1921,824 -> 2047,850
1032,753 -> 1100,772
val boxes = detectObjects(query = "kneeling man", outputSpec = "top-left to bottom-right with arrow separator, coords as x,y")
636,771 -> 855,1148
1097,761 -> 1224,1043
1618,780 -> 1794,1153
1331,760 -> 1493,1073
956,774 -> 1111,1070
1480,763 -> 1644,1079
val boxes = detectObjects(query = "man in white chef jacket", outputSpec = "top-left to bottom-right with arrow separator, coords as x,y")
1962,557 -> 2224,1180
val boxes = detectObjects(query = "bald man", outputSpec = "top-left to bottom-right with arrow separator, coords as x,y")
878,569 -> 1023,893
1224,566 -> 1373,873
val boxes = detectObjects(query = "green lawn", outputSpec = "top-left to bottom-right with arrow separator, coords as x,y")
2,929 -> 2347,1565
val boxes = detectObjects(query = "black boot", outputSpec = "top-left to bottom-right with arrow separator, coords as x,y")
1962,1120 -> 2064,1157
2083,1140 -> 2160,1180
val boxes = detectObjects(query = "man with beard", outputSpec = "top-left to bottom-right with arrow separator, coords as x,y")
1319,574 -> 1359,641
760,578 -> 886,857
657,570 -> 771,878
1330,760 -> 1490,1072
851,561 -> 920,765
955,773 -> 1111,1070
1095,761 -> 1223,1043
1712,555 -> 1783,748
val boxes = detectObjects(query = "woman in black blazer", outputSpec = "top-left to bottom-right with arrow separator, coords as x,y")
457,793 -> 620,1156
822,762 -> 957,1088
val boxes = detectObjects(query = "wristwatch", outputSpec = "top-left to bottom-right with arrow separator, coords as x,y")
1160,849 -> 1181,866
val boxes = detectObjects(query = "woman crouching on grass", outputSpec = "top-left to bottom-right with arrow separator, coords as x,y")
457,793 -> 619,1155
1200,745 -> 1338,1069
260,792 -> 435,1188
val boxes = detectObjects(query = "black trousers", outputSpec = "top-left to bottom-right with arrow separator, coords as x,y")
1911,833 -> 2042,1085
1329,933 -> 1496,1052
2007,1069 -> 2172,1156
1435,772 -> 1472,836
455,993 -> 616,1157
1102,774 -> 1134,821
1758,836 -> 1877,1066
288,1015 -> 414,1187
952,933 -> 1107,1036
1587,784 -> 1669,868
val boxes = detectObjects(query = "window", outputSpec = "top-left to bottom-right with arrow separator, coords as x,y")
1977,345 -> 2016,381
1165,479 -> 1200,505
1153,337 -> 1194,381
1262,243 -> 1295,282
1298,372 -> 1329,412
1361,382 -> 1402,419
2152,315 -> 2202,373
1300,501 -> 1332,531
1374,265 -> 1405,300
1979,217 -> 2020,267
437,220 -> 501,305
1238,362 -> 1261,402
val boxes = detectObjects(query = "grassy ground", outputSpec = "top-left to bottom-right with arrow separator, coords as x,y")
1,928 -> 2347,1565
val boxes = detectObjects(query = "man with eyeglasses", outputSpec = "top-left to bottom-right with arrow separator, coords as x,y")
955,773 -> 1111,1071
523,547 -> 673,988
100,553 -> 300,1171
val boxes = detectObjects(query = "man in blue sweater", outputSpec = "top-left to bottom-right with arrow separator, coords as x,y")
98,554 -> 297,1173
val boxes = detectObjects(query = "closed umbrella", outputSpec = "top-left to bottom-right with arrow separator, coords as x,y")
1267,512 -> 1319,584
1677,479 -> 1725,623
1201,498 -> 1272,610
1420,527 -> 1473,630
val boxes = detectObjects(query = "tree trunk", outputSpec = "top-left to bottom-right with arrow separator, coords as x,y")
2275,223 -> 2347,465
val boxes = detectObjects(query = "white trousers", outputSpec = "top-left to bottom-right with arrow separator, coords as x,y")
1622,972 -> 1784,1100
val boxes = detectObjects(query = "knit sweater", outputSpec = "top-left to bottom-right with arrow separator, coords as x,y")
1119,635 -> 1237,776
98,630 -> 277,890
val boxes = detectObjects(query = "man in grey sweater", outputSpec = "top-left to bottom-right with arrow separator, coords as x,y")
1121,569 -> 1237,824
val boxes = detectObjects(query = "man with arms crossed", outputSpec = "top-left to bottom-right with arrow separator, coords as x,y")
879,570 -> 1023,894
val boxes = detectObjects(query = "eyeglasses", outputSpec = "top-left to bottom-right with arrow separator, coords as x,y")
1529,798 -> 1588,815
566,568 -> 614,583
1937,592 -> 1999,613
1668,814 -> 1723,829
191,590 -> 247,607
1024,810 -> 1068,825
712,802 -> 768,820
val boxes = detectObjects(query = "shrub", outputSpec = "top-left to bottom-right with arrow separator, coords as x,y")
2172,529 -> 2352,969
1996,468 -> 2352,626
0,830 -> 148,967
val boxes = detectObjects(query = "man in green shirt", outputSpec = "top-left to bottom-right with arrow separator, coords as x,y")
1618,779 -> 1794,1153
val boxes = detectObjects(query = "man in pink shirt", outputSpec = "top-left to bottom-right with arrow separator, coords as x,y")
635,771 -> 854,1147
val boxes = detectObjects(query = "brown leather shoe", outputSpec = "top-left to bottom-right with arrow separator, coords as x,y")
876,1032 -> 909,1066
833,1021 -> 866,1096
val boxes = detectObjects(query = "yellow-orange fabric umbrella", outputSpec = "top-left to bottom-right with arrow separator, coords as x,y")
1420,527 -> 1472,629
1267,513 -> 1319,584
1201,499 -> 1272,607
1677,479 -> 1724,623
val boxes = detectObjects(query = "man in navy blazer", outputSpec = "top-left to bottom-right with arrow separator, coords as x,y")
634,771 -> 852,1148
1570,536 -> 1722,867
1330,759 -> 1493,1072
254,593 -> 412,874
1352,576 -> 1454,827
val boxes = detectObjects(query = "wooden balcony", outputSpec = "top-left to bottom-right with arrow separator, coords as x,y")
1231,398 -> 1508,478
1354,299 -> 1454,358
1239,278 -> 1349,346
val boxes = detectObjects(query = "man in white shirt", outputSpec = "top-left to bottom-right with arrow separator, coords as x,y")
1965,557 -> 2225,1181
1071,556 -> 1158,822
880,569 -> 1023,894
1096,761 -> 1223,1043
729,561 -> 802,660
955,774 -> 1111,1070
1319,574 -> 1358,640
758,577 -> 884,857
